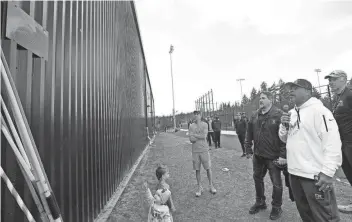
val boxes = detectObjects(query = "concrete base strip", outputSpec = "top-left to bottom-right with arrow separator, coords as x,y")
94,136 -> 155,222
180,129 -> 237,136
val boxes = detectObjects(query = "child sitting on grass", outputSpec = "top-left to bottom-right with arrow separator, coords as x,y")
143,165 -> 176,222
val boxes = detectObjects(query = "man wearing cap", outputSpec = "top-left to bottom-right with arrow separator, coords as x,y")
245,91 -> 287,220
325,70 -> 352,214
279,79 -> 342,221
189,111 -> 217,197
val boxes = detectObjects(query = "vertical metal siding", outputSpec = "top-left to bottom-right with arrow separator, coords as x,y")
1,1 -> 155,221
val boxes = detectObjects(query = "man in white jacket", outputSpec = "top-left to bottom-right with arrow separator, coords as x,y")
279,79 -> 342,222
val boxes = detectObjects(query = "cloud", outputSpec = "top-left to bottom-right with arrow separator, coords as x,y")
135,0 -> 352,115
323,50 -> 352,79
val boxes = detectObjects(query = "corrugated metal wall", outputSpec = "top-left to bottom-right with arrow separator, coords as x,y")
0,1 -> 154,221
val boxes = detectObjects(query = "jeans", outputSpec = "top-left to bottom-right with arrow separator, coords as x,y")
253,154 -> 283,208
214,131 -> 221,146
207,132 -> 214,146
341,142 -> 352,186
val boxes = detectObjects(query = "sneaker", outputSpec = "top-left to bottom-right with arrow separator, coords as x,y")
241,153 -> 246,157
270,207 -> 283,220
249,202 -> 267,214
195,186 -> 203,197
209,185 -> 217,194
338,204 -> 352,214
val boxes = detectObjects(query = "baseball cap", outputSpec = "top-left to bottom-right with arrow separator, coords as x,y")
284,79 -> 312,90
324,70 -> 347,79
193,110 -> 201,115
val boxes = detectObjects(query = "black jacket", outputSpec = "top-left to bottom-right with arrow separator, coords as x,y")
333,87 -> 352,142
235,119 -> 247,135
212,119 -> 221,132
244,106 -> 286,159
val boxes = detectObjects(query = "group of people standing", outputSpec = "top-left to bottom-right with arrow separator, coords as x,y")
187,70 -> 352,221
242,70 -> 352,221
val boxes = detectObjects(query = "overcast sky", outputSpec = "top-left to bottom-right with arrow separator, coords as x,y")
135,0 -> 352,116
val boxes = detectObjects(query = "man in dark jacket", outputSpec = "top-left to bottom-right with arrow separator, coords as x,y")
325,70 -> 352,214
245,91 -> 286,220
188,119 -> 193,129
212,116 -> 222,148
206,116 -> 214,147
235,113 -> 247,157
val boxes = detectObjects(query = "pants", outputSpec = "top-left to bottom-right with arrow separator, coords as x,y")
237,133 -> 246,154
282,167 -> 295,201
341,142 -> 352,186
207,132 -> 214,146
289,174 -> 340,222
253,155 -> 283,208
214,131 -> 221,147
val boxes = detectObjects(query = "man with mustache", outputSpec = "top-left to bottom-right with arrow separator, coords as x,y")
325,70 -> 352,214
245,91 -> 286,220
279,79 -> 342,221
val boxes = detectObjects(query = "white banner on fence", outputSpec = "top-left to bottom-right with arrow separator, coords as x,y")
180,129 -> 237,136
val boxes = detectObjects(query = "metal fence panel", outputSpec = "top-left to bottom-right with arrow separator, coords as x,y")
1,1 -> 154,221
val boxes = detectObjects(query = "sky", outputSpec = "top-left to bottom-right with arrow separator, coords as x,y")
135,0 -> 352,116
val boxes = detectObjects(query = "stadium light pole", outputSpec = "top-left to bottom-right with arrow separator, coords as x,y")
237,78 -> 245,111
169,45 -> 176,131
237,78 -> 245,100
314,68 -> 322,94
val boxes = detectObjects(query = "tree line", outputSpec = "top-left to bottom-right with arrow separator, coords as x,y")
218,78 -> 352,112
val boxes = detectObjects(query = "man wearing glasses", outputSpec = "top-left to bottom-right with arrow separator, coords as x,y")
325,70 -> 352,214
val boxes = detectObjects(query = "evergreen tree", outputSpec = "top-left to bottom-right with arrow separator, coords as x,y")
241,94 -> 250,105
268,82 -> 277,92
260,81 -> 268,92
278,79 -> 285,88
250,87 -> 258,102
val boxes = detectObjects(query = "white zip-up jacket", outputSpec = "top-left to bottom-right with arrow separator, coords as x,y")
278,97 -> 342,179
